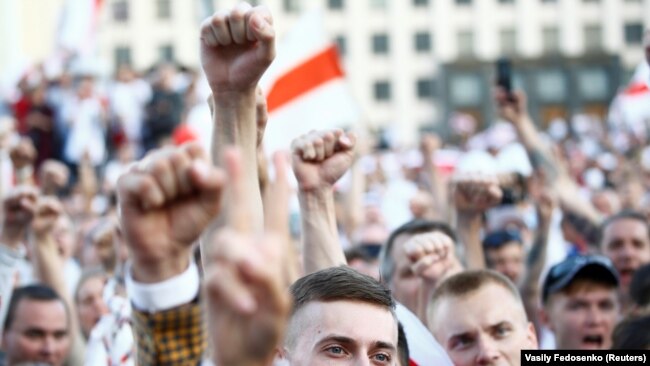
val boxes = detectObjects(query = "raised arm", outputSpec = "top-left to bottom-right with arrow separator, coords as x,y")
420,133 -> 448,220
452,174 -> 503,270
205,148 -> 290,366
291,129 -> 356,274
403,231 -> 463,324
30,196 -> 85,366
521,189 -> 555,304
495,88 -> 602,225
200,2 -> 276,233
0,186 -> 38,330
117,142 -> 224,365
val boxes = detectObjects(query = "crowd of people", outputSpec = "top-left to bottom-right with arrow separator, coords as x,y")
0,2 -> 650,366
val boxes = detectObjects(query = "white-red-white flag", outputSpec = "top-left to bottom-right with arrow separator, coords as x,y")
57,0 -> 104,57
608,75 -> 650,138
259,8 -> 361,153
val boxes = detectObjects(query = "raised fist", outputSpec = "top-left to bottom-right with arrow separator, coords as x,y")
117,143 -> 225,282
453,174 -> 503,213
291,129 -> 356,192
200,2 -> 275,94
403,232 -> 462,284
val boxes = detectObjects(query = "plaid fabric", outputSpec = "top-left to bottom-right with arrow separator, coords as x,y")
131,296 -> 206,366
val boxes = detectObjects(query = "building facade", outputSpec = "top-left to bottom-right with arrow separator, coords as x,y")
96,0 -> 650,144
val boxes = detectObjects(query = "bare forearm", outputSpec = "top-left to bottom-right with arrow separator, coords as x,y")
521,218 -> 550,301
457,211 -> 484,269
423,153 -> 447,219
299,188 -> 346,274
555,183 -> 602,225
209,90 -> 263,231
33,236 -> 82,348
345,160 -> 364,236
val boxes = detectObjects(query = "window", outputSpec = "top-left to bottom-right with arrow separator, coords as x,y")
543,27 -> 560,54
413,0 -> 429,6
500,29 -> 517,56
371,0 -> 388,9
416,78 -> 436,98
536,69 -> 566,102
499,0 -> 515,3
283,0 -> 300,13
112,0 -> 129,22
577,68 -> 608,100
457,30 -> 474,58
328,0 -> 344,10
372,33 -> 390,54
584,25 -> 602,52
414,32 -> 432,52
159,44 -> 174,62
114,46 -> 132,68
156,0 -> 171,19
624,23 -> 644,44
456,0 -> 472,5
374,81 -> 391,101
450,74 -> 481,106
335,35 -> 347,56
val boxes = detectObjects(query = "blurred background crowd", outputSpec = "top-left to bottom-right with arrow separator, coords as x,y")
0,0 -> 650,365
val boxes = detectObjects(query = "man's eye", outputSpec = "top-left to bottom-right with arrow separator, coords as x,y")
373,353 -> 391,363
452,336 -> 474,349
326,346 -> 346,356
495,325 -> 511,338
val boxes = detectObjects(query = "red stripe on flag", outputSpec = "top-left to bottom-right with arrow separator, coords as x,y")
267,45 -> 344,113
624,82 -> 650,96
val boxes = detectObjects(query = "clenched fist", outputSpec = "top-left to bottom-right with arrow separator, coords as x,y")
117,143 -> 225,283
291,129 -> 356,192
200,2 -> 275,94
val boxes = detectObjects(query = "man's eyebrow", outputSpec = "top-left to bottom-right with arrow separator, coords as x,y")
448,330 -> 474,343
315,335 -> 397,352
315,335 -> 356,346
372,341 -> 396,352
488,321 -> 512,330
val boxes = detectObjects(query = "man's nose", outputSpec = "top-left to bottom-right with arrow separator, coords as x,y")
40,336 -> 56,356
476,336 -> 500,365
585,306 -> 605,327
353,356 -> 373,366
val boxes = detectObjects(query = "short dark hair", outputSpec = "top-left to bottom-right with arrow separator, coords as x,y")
290,266 -> 395,314
379,219 -> 457,284
397,322 -> 410,366
428,270 -> 525,324
287,266 -> 397,349
600,210 -> 650,247
612,315 -> 650,349
4,284 -> 68,332
630,264 -> 650,308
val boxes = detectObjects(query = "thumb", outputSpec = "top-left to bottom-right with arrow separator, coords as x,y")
337,132 -> 356,153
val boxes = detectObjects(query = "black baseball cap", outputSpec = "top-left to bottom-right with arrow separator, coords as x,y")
542,254 -> 619,303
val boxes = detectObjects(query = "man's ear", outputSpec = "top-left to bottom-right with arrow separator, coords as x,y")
526,321 -> 539,349
538,305 -> 552,331
274,346 -> 290,365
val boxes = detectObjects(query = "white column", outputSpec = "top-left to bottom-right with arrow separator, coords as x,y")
559,0 -> 582,55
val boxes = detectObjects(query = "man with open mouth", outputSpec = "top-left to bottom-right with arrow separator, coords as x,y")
599,211 -> 650,310
539,255 -> 620,350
